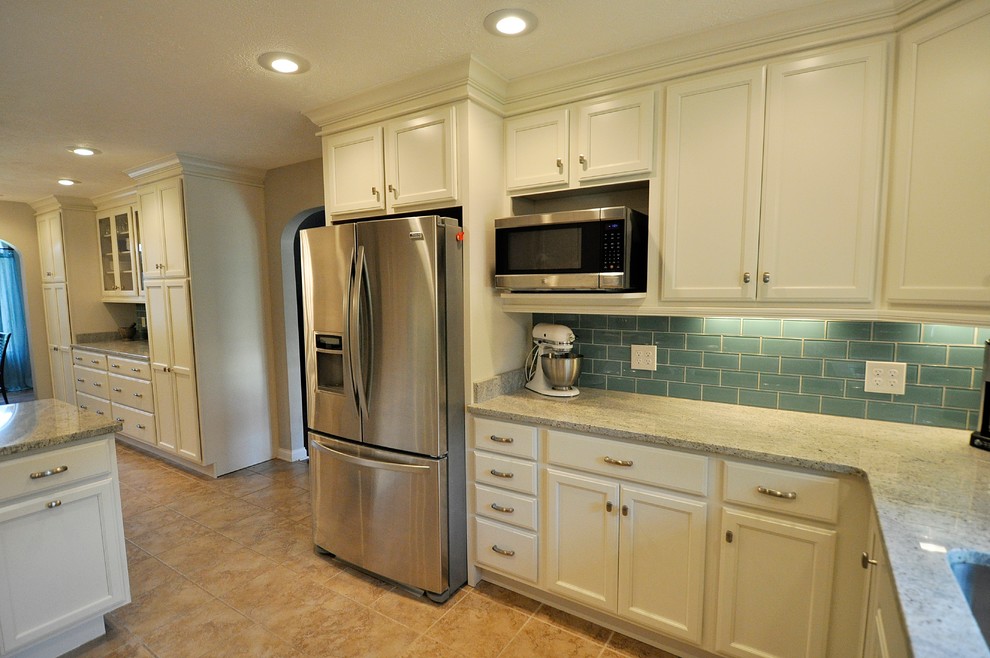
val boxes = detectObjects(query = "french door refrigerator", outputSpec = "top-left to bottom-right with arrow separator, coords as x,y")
300,215 -> 466,602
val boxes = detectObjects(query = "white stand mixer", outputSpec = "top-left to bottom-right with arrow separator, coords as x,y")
525,323 -> 582,397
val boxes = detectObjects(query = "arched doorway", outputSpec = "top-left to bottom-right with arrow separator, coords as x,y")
280,207 -> 325,459
0,240 -> 34,401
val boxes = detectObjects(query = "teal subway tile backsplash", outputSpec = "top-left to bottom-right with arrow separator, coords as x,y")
539,313 -> 988,432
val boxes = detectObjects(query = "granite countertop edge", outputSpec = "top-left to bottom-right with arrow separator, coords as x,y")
72,339 -> 150,362
0,400 -> 122,459
468,387 -> 990,658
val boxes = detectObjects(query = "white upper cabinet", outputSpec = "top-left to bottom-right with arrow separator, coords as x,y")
137,177 -> 188,280
504,108 -> 570,191
36,210 -> 65,283
324,106 -> 457,216
96,205 -> 141,301
662,42 -> 886,303
884,1 -> 990,307
663,67 -> 766,301
505,89 -> 656,194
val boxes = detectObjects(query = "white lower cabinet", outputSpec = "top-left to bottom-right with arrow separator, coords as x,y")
862,516 -> 910,658
714,508 -> 837,658
0,437 -> 128,657
468,415 -> 872,658
545,468 -> 708,644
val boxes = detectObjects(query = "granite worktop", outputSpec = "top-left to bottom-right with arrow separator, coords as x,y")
0,399 -> 122,459
469,387 -> 990,658
72,339 -> 150,361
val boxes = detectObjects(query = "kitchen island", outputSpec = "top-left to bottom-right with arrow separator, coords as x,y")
0,399 -> 129,657
469,388 -> 990,658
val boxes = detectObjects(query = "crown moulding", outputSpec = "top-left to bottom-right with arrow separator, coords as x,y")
125,153 -> 266,188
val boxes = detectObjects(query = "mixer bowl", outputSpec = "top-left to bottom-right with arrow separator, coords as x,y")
541,353 -> 583,389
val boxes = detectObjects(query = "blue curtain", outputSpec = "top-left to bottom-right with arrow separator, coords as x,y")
0,244 -> 33,391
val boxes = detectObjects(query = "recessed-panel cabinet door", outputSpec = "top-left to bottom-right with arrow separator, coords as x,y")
663,67 -> 765,301
164,280 -> 201,462
545,468 -> 618,612
385,107 -> 457,209
505,108 -> 569,191
576,89 -> 655,182
759,43 -> 885,302
325,125 -> 386,215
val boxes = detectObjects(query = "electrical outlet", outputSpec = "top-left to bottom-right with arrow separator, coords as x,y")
864,361 -> 907,395
631,344 -> 657,371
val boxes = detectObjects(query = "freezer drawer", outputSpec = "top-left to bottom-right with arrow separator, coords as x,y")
310,434 -> 448,595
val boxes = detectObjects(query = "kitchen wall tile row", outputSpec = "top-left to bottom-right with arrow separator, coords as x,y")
534,314 -> 988,431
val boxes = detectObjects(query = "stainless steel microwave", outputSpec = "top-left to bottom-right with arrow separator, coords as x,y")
494,207 -> 647,292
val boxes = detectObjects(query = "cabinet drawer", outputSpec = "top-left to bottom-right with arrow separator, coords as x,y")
108,356 -> 151,380
547,430 -> 709,496
108,374 -> 154,413
472,417 -> 538,460
112,404 -> 157,446
474,517 -> 538,583
474,484 -> 537,531
723,461 -> 839,523
474,452 -> 538,495
72,350 -> 107,370
0,439 -> 112,503
76,392 -> 111,420
73,365 -> 109,400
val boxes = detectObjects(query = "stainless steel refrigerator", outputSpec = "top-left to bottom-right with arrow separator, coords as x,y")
300,215 -> 466,602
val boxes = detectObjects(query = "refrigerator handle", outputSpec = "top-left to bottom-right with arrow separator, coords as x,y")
314,440 -> 430,473
350,245 -> 370,418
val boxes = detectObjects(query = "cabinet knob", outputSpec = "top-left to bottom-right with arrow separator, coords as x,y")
726,530 -> 734,543
743,272 -> 751,284
621,505 -> 629,517
606,501 -> 614,512
578,154 -> 587,166
762,272 -> 771,284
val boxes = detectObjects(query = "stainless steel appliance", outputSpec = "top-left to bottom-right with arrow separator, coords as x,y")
971,339 -> 990,452
494,206 -> 647,292
301,215 -> 466,602
525,323 -> 582,398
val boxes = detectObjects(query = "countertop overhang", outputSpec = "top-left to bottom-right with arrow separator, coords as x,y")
0,399 -> 121,459
469,387 -> 990,658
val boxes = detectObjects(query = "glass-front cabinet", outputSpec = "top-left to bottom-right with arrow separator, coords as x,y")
97,205 -> 143,301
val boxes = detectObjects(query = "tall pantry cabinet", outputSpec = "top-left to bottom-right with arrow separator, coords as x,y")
32,196 -> 117,402
127,155 -> 273,476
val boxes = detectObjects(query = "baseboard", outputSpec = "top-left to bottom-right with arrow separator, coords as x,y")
278,445 -> 309,462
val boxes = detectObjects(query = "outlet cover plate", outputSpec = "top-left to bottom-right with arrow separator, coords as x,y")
865,361 -> 907,395
631,344 -> 657,371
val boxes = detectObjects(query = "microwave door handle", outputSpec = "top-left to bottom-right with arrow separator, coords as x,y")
350,245 -> 370,419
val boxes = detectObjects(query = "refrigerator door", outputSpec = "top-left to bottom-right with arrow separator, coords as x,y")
356,216 -> 451,457
310,433 -> 447,595
301,225 -> 361,442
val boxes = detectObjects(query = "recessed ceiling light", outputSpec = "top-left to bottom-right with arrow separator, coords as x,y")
57,178 -> 80,186
484,8 -> 538,36
67,146 -> 101,156
257,52 -> 310,74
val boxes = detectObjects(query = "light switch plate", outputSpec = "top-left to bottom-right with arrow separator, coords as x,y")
631,344 -> 657,371
865,361 -> 907,395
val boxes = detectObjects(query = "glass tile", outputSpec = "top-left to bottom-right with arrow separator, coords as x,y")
621,331 -> 654,345
761,338 -> 803,357
922,324 -> 976,345
607,345 -> 631,361
739,389 -> 778,408
778,393 -> 821,413
919,366 -> 972,387
723,336 -> 761,354
593,330 -> 622,345
944,388 -> 981,410
655,365 -> 686,382
848,341 -> 895,361
900,384 -> 944,406
801,376 -> 846,397
780,357 -> 823,376
803,340 -> 848,359
636,379 -> 668,396
656,332 -> 687,349
782,320 -> 826,339
579,315 -> 608,329
687,368 -> 720,385
606,376 -> 637,393
916,406 -> 968,429
824,359 -> 866,379
845,380 -> 893,401
821,397 -> 866,418
705,317 -> 742,335
553,313 -> 581,326
866,401 -> 916,424
896,343 -> 948,365
670,317 -> 705,333
669,350 -> 703,367
722,371 -> 759,389
704,352 -> 741,370
825,321 -> 871,340
579,373 -> 606,389
608,315 -> 638,330
687,334 -> 721,351
742,318 -> 782,337
740,355 -> 780,373
595,359 -> 622,375
759,374 -> 801,393
948,346 -> 984,367
703,385 -> 739,404
637,316 -> 670,331
668,382 -> 702,400
872,322 -> 921,343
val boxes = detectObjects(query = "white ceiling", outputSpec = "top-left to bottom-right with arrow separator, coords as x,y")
0,0 -> 896,204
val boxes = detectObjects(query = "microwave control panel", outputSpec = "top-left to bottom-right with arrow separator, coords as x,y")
602,221 -> 625,271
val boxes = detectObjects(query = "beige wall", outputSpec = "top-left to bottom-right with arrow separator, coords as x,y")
0,201 -> 52,398
263,158 -> 325,458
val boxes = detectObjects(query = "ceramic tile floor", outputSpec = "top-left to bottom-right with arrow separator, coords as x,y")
66,442 -> 681,658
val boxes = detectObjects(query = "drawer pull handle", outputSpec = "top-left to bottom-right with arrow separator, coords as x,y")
491,545 -> 515,557
756,485 -> 797,500
76,378 -> 85,382
93,382 -> 102,387
79,404 -> 88,410
604,456 -> 633,467
489,435 -> 514,444
96,410 -> 104,415
112,387 -> 123,392
861,552 -> 879,569
91,359 -> 101,364
136,424 -> 146,430
115,417 -> 125,422
74,356 -> 83,361
30,465 -> 69,479
111,364 -> 121,368
130,368 -> 141,372
489,469 -> 514,479
46,500 -> 62,509
133,393 -> 143,398
490,503 -> 515,514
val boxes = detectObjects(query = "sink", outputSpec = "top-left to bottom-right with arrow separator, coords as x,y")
948,550 -> 990,648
